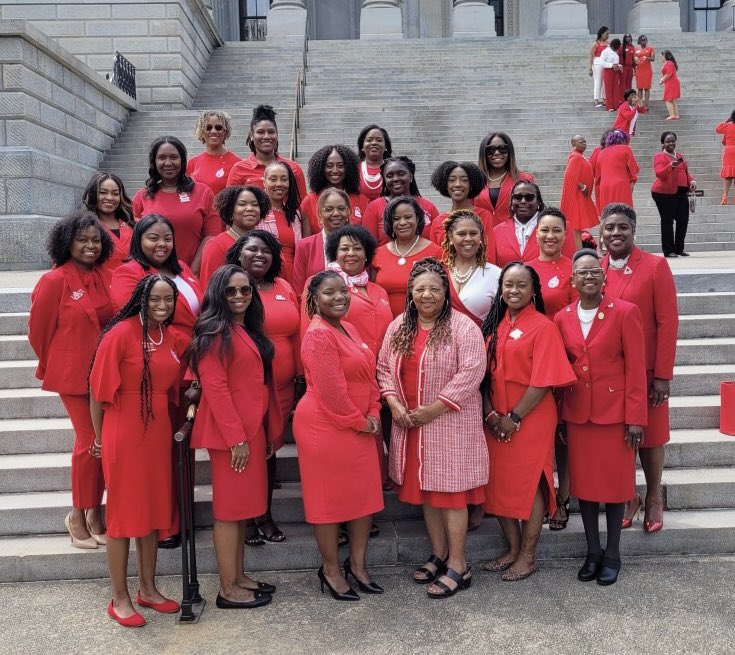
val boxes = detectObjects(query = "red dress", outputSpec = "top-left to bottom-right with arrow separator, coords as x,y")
635,46 -> 654,89
661,61 -> 680,101
255,209 -> 302,285
101,222 -> 133,272
89,319 -> 184,538
527,256 -> 577,318
226,153 -> 307,203
493,219 -> 577,268
484,304 -> 576,520
396,327 -> 485,509
359,164 -> 383,202
131,182 -> 221,267
360,196 -> 440,245
716,122 -> 735,178
299,191 -> 369,235
594,144 -> 639,212
473,172 -> 535,228
186,151 -> 242,198
199,230 -> 239,289
560,151 -> 599,231
293,318 -> 384,524
429,208 -> 498,265
372,242 -> 444,318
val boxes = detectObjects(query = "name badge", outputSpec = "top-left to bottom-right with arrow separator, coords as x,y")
275,294 -> 286,301
354,208 -> 362,219
215,168 -> 225,179
509,328 -> 523,340
71,289 -> 85,301
548,276 -> 559,289
179,192 -> 191,203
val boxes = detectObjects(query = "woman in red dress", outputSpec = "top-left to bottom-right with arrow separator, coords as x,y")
357,124 -> 393,202
635,35 -> 655,108
560,135 -> 599,249
300,144 -> 368,233
132,136 -> 220,275
601,39 -> 623,112
474,132 -> 535,228
189,264 -> 282,609
227,229 -> 301,545
29,211 -> 115,549
294,270 -> 384,600
186,110 -> 242,198
588,26 -> 609,107
199,185 -> 270,289
481,262 -> 576,581
360,157 -> 439,245
716,110 -> 735,205
594,130 -> 639,211
659,50 -> 681,120
600,203 -> 678,533
82,172 -> 134,272
226,104 -> 307,201
620,34 -> 637,96
372,196 -> 443,318
89,275 -> 185,627
556,249 -> 647,585
378,258 -> 487,598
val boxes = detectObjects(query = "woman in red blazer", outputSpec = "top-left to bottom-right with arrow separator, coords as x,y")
555,249 -> 647,586
189,264 -> 283,609
28,211 -> 115,549
600,203 -> 679,534
651,131 -> 697,257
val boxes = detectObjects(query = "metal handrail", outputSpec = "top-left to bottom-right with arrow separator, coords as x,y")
106,52 -> 136,100
289,22 -> 309,160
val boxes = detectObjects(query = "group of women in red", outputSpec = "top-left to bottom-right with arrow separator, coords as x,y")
28,108 -> 681,625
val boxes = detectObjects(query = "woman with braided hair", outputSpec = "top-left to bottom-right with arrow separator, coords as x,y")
377,257 -> 487,599
481,262 -> 575,581
89,274 -> 186,627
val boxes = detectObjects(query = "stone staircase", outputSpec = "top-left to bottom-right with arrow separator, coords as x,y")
2,33 -> 735,581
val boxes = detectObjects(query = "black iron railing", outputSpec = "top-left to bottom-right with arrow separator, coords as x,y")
289,23 -> 308,160
106,52 -> 136,100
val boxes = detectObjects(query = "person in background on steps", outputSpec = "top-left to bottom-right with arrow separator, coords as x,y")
226,104 -> 307,201
82,172 -> 134,272
613,89 -> 641,137
188,264 -> 281,610
186,110 -> 242,198
635,35 -> 655,108
357,124 -> 393,202
588,26 -> 609,108
28,210 -> 115,551
651,131 -> 697,258
294,270 -> 385,601
555,249 -> 647,587
594,130 -> 639,212
715,110 -> 735,205
601,38 -> 623,112
660,50 -> 681,121
600,203 -> 679,536
89,275 -> 186,627
620,34 -> 637,98
560,135 -> 600,249
588,129 -> 613,211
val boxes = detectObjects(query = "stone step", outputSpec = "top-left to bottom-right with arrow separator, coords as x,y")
0,313 -> 28,336
671,365 -> 735,396
675,339 -> 735,366
0,337 -> 35,361
679,314 -> 735,339
0,418 -> 73,455
669,395 -> 721,430
678,292 -> 735,315
0,389 -> 65,420
0,361 -> 39,389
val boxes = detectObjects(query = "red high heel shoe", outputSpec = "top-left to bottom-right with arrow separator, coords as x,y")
107,601 -> 146,628
644,498 -> 664,533
621,494 -> 642,529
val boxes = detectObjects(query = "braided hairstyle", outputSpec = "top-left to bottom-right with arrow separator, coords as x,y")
307,144 -> 362,195
247,104 -> 279,154
304,269 -> 343,319
264,160 -> 301,226
390,257 -> 452,357
380,156 -> 422,198
481,262 -> 545,401
440,209 -> 487,268
89,274 -> 178,430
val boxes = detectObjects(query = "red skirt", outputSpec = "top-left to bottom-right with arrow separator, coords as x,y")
721,145 -> 735,178
208,439 -> 267,522
641,400 -> 670,448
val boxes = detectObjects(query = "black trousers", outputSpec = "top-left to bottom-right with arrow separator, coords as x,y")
652,188 -> 689,255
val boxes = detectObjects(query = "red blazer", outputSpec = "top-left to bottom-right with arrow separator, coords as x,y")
191,327 -> 284,450
554,296 -> 648,426
473,171 -> 535,228
292,232 -> 326,297
28,261 -> 113,395
612,102 -> 637,135
493,218 -> 576,267
651,151 -> 694,194
102,222 -> 133,272
602,247 -> 678,380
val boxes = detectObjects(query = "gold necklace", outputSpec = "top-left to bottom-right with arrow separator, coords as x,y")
487,171 -> 507,183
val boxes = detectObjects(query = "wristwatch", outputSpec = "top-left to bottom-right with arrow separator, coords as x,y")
508,411 -> 522,431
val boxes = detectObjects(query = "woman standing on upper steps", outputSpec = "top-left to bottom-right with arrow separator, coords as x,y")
588,26 -> 609,108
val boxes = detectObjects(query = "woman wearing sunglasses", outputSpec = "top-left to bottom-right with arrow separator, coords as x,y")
186,110 -> 242,198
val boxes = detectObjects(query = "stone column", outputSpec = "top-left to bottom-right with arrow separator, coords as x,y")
361,0 -> 403,39
452,0 -> 496,37
717,0 -> 735,31
267,0 -> 308,39
540,0 -> 589,36
628,0 -> 682,34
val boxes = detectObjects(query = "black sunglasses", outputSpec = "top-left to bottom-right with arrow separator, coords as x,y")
205,124 -> 225,132
512,193 -> 537,202
224,285 -> 253,298
485,145 -> 510,156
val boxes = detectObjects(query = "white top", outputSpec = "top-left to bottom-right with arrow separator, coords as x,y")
600,47 -> 620,68
577,303 -> 598,339
457,263 -> 502,321
173,274 -> 201,315
514,212 -> 539,254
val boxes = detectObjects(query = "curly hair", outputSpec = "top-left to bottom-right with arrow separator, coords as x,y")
90,274 -> 178,430
380,156 -> 422,198
225,229 -> 283,282
600,202 -> 637,229
477,132 -> 521,181
247,104 -> 279,154
325,224 -> 377,266
510,179 -> 545,218
357,124 -> 393,161
440,209 -> 487,268
82,172 -> 134,227
264,160 -> 301,226
129,214 -> 183,275
390,257 -> 452,357
307,144 -> 361,195
144,136 -> 194,198
481,262 -> 545,402
383,195 -> 426,240
193,110 -> 232,144
304,269 -> 343,319
46,210 -> 114,267
214,185 -> 270,227
431,161 -> 486,200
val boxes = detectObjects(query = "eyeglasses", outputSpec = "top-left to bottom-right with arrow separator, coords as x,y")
485,145 -> 510,156
512,193 -> 537,202
224,285 -> 253,298
205,124 -> 225,132
573,268 -> 604,278
321,205 -> 349,214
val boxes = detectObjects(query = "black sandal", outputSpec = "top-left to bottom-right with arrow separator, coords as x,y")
256,517 -> 286,543
369,522 -> 380,538
427,567 -> 472,599
549,494 -> 570,531
338,524 -> 349,547
413,554 -> 448,585
245,520 -> 265,547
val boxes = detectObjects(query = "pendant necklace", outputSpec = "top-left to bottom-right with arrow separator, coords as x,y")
395,235 -> 421,266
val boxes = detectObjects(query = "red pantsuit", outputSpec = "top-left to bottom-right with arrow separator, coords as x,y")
560,151 -> 599,231
555,297 -> 648,502
473,172 -> 535,228
28,261 -> 114,509
527,256 -> 577,318
186,151 -> 242,198
191,327 -> 283,521
484,304 -> 576,520
199,230 -> 239,290
89,319 -> 185,538
226,153 -> 307,203
603,68 -> 623,111
293,318 -> 384,524
299,191 -> 369,235
359,196 -> 439,246
492,219 -> 577,268
101,222 -> 133,272
602,247 -> 678,447
292,232 -> 327,298
594,144 -> 639,212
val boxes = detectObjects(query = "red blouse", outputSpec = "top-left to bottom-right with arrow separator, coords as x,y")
226,153 -> 307,203
299,191 -> 369,235
527,256 -> 577,319
186,151 -> 242,198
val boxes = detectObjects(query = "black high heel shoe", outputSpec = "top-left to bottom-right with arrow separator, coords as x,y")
318,566 -> 359,601
577,551 -> 604,582
343,557 -> 384,594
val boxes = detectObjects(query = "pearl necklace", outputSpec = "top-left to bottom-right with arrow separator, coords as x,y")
395,235 -> 421,265
608,253 -> 631,270
361,161 -> 382,190
139,314 -> 164,345
487,171 -> 507,183
451,264 -> 475,284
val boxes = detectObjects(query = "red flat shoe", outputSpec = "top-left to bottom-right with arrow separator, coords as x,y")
135,592 -> 180,614
108,601 -> 146,628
